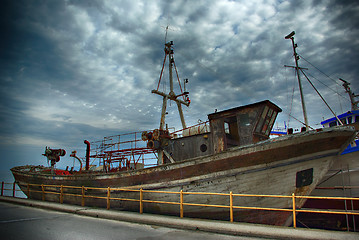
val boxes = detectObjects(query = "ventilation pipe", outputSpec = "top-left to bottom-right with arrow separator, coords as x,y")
84,140 -> 90,171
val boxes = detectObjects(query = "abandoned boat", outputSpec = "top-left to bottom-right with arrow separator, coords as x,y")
11,40 -> 357,226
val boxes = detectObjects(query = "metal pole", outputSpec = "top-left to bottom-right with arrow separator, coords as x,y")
292,193 -> 297,228
341,169 -> 350,231
176,101 -> 187,129
292,37 -> 308,129
286,33 -> 309,130
41,184 -> 45,201
60,185 -> 64,204
169,55 -> 174,93
140,188 -> 143,214
81,186 -> 85,207
340,78 -> 359,111
347,164 -> 356,232
230,191 -> 234,222
159,96 -> 168,131
180,190 -> 184,218
107,187 -> 111,210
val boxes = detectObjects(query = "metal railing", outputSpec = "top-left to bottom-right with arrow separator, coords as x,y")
1,181 -> 22,197
1,181 -> 358,230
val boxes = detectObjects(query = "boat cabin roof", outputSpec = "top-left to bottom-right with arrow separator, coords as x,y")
321,110 -> 359,127
208,100 -> 282,120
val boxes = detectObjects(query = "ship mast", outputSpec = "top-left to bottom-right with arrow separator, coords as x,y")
339,78 -> 359,111
151,40 -> 190,164
152,41 -> 190,130
285,31 -> 309,130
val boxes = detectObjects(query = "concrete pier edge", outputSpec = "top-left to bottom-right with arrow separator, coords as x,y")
1,196 -> 358,240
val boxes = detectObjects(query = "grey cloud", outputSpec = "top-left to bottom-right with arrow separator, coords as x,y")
0,0 -> 358,172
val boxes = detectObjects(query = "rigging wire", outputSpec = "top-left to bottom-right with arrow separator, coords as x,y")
300,69 -> 343,125
281,67 -> 307,129
283,109 -> 315,130
303,70 -> 348,100
297,53 -> 351,112
298,54 -> 341,87
286,67 -> 298,129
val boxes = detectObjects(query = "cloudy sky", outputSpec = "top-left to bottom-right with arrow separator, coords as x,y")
1,0 -> 358,181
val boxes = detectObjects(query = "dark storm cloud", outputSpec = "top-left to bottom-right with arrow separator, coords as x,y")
0,0 -> 358,173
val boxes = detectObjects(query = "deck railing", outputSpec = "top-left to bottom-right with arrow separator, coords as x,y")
1,181 -> 358,230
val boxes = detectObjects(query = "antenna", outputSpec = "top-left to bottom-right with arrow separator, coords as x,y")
161,12 -> 173,44
161,25 -> 175,44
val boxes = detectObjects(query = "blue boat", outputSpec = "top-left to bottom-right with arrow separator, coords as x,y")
299,79 -> 359,231
279,32 -> 359,231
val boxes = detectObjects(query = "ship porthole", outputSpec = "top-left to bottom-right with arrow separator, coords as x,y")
200,144 -> 207,152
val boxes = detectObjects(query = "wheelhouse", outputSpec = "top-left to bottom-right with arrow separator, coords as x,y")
321,110 -> 359,130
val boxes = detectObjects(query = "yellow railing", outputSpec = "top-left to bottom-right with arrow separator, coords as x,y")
2,181 -> 359,229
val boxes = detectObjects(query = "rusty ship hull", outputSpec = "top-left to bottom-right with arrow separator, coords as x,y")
11,126 -> 356,226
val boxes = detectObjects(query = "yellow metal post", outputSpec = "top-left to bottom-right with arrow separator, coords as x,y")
230,191 -> 234,222
60,185 -> 63,204
107,187 -> 111,210
140,188 -> 143,214
41,184 -> 45,201
180,190 -> 184,218
81,186 -> 85,207
292,193 -> 297,228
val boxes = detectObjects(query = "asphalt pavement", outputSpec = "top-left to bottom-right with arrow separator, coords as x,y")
1,196 -> 358,240
0,201 -> 265,240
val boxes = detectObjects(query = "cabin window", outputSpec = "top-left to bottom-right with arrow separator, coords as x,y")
255,106 -> 278,136
262,116 -> 270,134
255,106 -> 269,133
348,116 -> 352,124
340,118 -> 347,125
224,117 -> 239,147
224,122 -> 230,134
329,121 -> 337,127
355,115 -> 359,123
266,111 -> 277,135
260,107 -> 276,135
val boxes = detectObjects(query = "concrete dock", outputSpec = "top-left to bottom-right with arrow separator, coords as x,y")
1,196 -> 358,240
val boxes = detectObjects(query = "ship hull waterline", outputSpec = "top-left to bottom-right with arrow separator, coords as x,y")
11,127 -> 356,226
